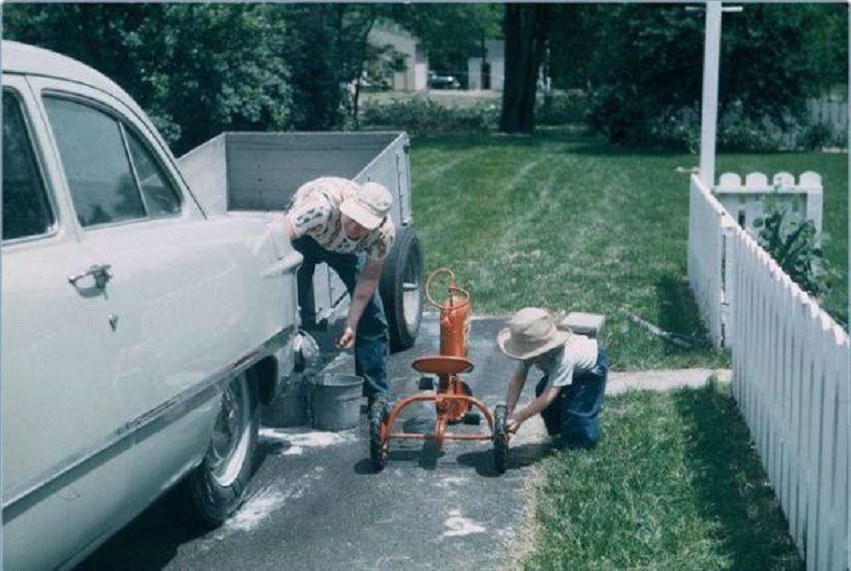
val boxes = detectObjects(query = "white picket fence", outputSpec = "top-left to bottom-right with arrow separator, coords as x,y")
687,175 -> 734,348
808,98 -> 849,135
688,174 -> 850,570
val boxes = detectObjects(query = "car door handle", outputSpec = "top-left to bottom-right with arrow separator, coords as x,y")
68,264 -> 113,289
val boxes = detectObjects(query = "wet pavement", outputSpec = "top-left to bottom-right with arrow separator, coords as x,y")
78,315 -> 555,571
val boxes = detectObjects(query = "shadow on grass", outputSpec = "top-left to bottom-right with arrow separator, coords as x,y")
655,271 -> 716,354
673,383 -> 802,570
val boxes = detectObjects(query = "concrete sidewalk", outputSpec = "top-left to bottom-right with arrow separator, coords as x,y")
607,368 -> 732,396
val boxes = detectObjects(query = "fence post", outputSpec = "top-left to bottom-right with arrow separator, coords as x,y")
699,1 -> 722,188
721,214 -> 735,347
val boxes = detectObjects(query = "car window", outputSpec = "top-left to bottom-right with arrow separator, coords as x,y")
126,129 -> 181,217
44,96 -> 145,227
2,91 -> 55,241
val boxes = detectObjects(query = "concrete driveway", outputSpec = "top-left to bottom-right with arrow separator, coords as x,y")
78,315 -> 554,571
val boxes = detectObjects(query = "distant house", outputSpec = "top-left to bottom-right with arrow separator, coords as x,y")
368,25 -> 428,92
468,40 -> 504,91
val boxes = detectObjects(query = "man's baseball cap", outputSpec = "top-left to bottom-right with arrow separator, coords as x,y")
340,182 -> 393,230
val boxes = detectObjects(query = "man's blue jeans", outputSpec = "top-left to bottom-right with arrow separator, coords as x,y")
292,236 -> 389,398
534,347 -> 608,449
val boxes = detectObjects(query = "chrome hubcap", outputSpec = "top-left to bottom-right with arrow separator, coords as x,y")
208,374 -> 251,486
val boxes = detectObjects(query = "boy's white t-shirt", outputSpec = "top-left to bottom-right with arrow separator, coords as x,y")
516,334 -> 599,388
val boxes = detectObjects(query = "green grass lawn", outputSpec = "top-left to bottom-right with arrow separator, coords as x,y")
519,382 -> 802,570
410,127 -> 848,370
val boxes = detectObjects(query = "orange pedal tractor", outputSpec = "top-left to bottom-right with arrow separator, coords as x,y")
368,269 -> 509,473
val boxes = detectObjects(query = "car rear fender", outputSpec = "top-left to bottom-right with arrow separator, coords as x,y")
248,356 -> 278,407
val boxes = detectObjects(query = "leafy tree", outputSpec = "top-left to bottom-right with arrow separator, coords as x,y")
547,4 -> 605,91
545,4 -> 847,146
276,4 -> 380,130
802,4 -> 848,97
3,4 -> 291,155
567,5 -> 705,144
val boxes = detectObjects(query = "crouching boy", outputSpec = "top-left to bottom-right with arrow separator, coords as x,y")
497,307 -> 608,449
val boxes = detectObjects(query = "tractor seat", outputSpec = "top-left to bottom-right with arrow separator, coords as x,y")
411,355 -> 475,375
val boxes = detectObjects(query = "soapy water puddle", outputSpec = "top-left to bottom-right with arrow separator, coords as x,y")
259,427 -> 359,456
223,488 -> 287,533
442,509 -> 486,537
213,466 -> 328,539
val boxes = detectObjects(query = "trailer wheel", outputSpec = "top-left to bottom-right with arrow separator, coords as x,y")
493,404 -> 509,474
379,226 -> 423,352
369,397 -> 390,472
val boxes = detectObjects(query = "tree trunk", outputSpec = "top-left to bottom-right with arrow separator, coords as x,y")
350,11 -> 378,129
499,4 -> 549,134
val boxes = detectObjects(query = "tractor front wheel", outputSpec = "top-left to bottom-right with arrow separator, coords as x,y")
493,404 -> 509,474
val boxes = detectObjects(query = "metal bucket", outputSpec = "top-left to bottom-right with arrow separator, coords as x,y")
311,373 -> 364,431
264,381 -> 310,428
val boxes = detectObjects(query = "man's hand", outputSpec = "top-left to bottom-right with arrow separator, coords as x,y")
506,415 -> 522,434
341,258 -> 382,351
337,325 -> 356,349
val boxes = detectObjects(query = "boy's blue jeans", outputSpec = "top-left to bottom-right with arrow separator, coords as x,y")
292,236 -> 389,398
534,347 -> 608,449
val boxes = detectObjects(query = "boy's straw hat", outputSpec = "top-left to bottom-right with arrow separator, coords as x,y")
497,307 -> 570,360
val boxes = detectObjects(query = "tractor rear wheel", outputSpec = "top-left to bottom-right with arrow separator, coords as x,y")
369,398 -> 390,472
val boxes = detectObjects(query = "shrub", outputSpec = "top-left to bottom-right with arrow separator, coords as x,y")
649,104 -> 701,152
536,91 -> 589,126
799,120 -> 848,150
606,98 -> 846,152
359,98 -> 497,134
753,201 -> 833,299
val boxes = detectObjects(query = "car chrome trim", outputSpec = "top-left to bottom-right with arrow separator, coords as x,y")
2,325 -> 294,519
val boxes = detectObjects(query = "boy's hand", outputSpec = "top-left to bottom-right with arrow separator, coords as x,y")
506,416 -> 521,433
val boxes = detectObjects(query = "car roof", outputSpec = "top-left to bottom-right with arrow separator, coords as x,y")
2,41 -> 155,130
2,40 -> 179,165
3,41 -> 128,98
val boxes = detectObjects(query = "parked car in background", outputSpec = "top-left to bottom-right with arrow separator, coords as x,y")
1,41 -> 304,571
428,70 -> 461,90
347,72 -> 392,95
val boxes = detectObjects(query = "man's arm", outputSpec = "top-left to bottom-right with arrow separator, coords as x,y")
284,217 -> 298,240
337,257 -> 384,349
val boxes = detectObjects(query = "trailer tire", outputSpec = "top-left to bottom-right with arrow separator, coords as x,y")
379,226 -> 423,352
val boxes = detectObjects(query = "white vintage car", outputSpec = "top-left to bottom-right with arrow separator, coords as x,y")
2,41 -> 304,570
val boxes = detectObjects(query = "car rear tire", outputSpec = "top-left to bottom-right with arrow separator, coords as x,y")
188,371 -> 258,528
379,226 -> 423,352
